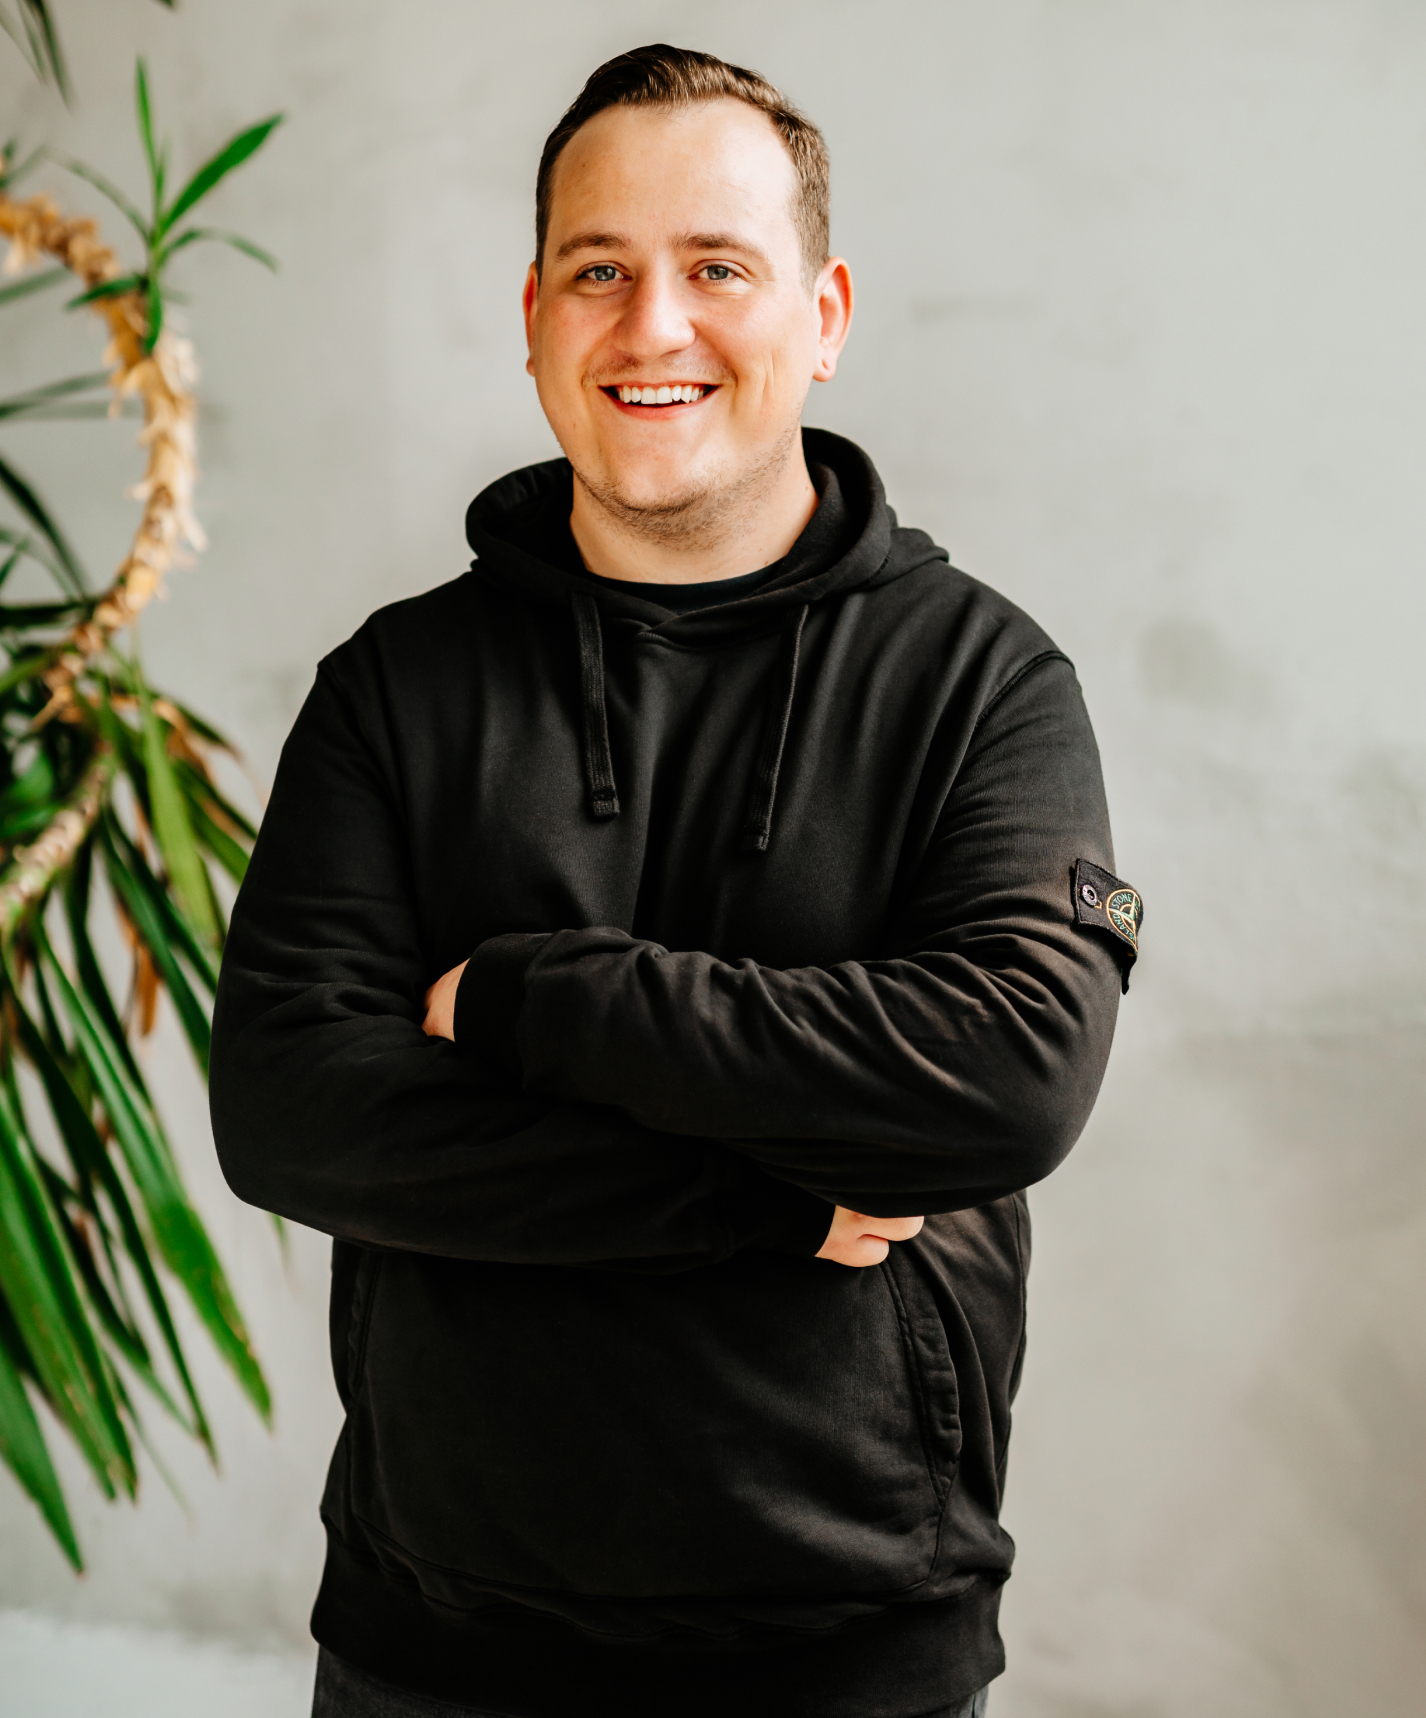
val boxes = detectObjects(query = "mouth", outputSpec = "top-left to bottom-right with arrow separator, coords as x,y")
600,383 -> 719,410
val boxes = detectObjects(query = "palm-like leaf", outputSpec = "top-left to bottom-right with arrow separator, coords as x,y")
0,452 -> 85,594
57,63 -> 284,352
0,266 -> 65,305
1,0 -> 175,101
159,116 -> 283,234
0,55 -> 279,1566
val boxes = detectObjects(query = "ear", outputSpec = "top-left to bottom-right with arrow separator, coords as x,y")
811,257 -> 853,384
522,262 -> 540,376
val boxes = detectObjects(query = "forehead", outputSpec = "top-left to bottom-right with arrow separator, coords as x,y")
547,99 -> 799,250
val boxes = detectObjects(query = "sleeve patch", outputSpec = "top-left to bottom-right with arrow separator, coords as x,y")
1073,859 -> 1143,991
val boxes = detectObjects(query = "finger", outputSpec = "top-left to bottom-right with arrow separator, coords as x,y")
882,1215 -> 925,1241
859,1215 -> 923,1242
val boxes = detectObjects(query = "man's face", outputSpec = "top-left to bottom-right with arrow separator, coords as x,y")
524,99 -> 848,528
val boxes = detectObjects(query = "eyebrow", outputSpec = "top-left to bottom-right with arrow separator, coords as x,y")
554,229 -> 774,267
677,232 -> 773,266
555,231 -> 631,260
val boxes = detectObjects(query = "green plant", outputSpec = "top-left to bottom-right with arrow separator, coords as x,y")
0,51 -> 281,1568
67,61 -> 280,351
0,0 -> 173,104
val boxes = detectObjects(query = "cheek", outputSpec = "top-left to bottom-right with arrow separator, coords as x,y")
724,315 -> 818,411
534,307 -> 599,391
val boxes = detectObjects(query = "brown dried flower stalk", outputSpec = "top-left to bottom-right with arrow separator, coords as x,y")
0,189 -> 204,712
0,749 -> 114,942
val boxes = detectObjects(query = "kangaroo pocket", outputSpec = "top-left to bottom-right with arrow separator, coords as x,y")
346,1249 -> 959,1600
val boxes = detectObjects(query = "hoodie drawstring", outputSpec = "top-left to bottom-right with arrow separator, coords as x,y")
571,592 -> 809,852
741,603 -> 809,854
571,591 -> 620,819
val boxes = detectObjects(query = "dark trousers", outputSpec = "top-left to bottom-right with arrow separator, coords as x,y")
313,1646 -> 991,1718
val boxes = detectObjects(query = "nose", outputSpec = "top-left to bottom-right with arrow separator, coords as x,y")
615,266 -> 696,362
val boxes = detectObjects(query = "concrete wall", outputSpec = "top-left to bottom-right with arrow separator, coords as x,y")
1,3 -> 1422,1713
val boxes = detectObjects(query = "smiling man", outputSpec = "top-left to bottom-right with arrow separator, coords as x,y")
212,44 -> 1140,1718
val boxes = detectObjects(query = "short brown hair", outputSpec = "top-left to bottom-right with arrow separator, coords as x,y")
535,44 -> 830,289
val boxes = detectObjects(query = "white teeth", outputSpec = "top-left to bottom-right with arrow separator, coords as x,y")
616,383 -> 706,404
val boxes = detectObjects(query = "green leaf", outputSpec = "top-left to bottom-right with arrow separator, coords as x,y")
0,1325 -> 80,1567
0,599 -> 90,624
62,160 -> 150,244
159,227 -> 278,273
38,1159 -> 198,1440
159,115 -> 283,235
65,276 -> 145,311
0,371 -> 112,422
0,746 -> 56,843
11,989 -> 213,1455
143,278 -> 163,352
0,266 -> 66,306
89,690 -> 147,792
0,16 -> 42,85
135,60 -> 160,212
5,403 -> 125,423
185,797 -> 249,886
171,757 -> 257,842
63,842 -> 146,1092
0,1076 -> 135,1497
28,950 -> 69,1065
100,828 -> 212,1072
103,813 -> 219,991
0,451 -> 86,596
38,926 -> 271,1423
0,650 -> 53,699
16,0 -> 68,98
141,696 -> 219,948
38,1157 -> 146,1363
170,701 -> 238,752
0,525 -> 68,589
0,141 -> 47,193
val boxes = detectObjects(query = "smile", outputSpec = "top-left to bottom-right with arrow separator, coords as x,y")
601,384 -> 716,407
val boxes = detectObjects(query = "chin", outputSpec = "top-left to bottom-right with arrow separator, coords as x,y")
584,448 -> 728,522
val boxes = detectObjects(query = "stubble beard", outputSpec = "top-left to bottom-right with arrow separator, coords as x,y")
573,417 -> 803,553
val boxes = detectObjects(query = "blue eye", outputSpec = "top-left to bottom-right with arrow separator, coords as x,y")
703,265 -> 733,281
586,265 -> 619,283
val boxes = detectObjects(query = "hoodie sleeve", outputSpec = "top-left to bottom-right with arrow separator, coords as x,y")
464,656 -> 1127,1219
209,665 -> 833,1270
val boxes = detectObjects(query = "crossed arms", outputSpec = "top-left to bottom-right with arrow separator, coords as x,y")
210,649 -> 1121,1274
419,959 -> 920,1267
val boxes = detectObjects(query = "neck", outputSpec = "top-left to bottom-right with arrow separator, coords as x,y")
568,439 -> 819,585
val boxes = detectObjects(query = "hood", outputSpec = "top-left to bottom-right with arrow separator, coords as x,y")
464,427 -> 945,640
462,428 -> 948,850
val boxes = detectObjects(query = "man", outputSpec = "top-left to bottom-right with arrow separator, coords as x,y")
212,43 -> 1141,1718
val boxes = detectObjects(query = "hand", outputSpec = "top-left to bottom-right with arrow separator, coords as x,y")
421,960 -> 468,1041
816,1207 -> 924,1268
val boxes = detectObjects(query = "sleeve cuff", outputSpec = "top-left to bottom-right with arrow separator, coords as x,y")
453,932 -> 551,1081
727,1173 -> 835,1259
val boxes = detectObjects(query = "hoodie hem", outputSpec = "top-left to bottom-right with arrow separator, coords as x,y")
312,1526 -> 1005,1718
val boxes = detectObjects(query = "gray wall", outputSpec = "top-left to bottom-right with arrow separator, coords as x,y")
1,3 -> 1423,1713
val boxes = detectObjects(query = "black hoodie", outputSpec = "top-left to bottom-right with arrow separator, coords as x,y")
210,429 -> 1136,1717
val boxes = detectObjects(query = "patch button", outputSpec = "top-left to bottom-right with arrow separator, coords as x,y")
1072,858 -> 1145,993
